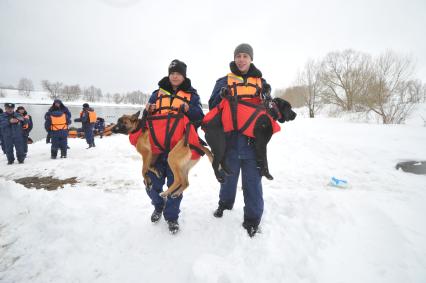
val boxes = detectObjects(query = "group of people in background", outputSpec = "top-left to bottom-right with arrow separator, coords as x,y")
0,100 -> 99,162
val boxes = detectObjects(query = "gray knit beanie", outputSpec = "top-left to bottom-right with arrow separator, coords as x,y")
234,43 -> 253,60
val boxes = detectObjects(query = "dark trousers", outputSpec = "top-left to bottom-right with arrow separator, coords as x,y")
3,135 -> 25,163
218,147 -> 264,226
145,154 -> 183,221
51,135 -> 68,157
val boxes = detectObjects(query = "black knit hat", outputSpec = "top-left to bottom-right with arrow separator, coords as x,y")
168,59 -> 187,77
4,102 -> 15,109
17,106 -> 25,111
234,43 -> 253,60
83,103 -> 89,108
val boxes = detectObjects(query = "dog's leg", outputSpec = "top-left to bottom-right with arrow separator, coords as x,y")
254,115 -> 274,180
160,140 -> 192,197
137,131 -> 157,189
171,158 -> 199,198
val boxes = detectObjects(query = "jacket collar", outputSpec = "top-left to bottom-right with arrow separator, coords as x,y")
158,76 -> 192,93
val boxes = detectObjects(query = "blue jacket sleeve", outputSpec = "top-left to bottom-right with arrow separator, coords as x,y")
148,90 -> 158,104
44,112 -> 51,132
65,108 -> 72,125
186,90 -> 204,122
0,114 -> 8,129
208,77 -> 227,110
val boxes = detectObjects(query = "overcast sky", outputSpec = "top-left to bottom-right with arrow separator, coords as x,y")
1,0 -> 425,102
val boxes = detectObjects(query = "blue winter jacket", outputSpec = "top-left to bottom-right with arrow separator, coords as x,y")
44,100 -> 72,137
0,111 -> 27,140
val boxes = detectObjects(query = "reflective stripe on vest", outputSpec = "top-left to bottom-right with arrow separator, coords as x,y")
51,113 -> 68,131
154,88 -> 192,114
227,73 -> 262,99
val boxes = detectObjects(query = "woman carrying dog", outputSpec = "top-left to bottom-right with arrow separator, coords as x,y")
208,43 -> 271,237
145,59 -> 204,234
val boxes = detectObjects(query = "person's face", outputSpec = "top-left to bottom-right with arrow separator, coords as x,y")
5,107 -> 14,113
169,72 -> 185,89
17,109 -> 25,114
235,53 -> 252,74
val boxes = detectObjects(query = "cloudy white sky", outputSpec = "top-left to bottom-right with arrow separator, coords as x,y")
1,0 -> 425,102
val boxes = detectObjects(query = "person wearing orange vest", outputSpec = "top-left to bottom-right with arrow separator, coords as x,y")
145,59 -> 204,234
44,99 -> 71,159
16,106 -> 33,156
208,43 -> 271,237
0,103 -> 27,164
74,103 -> 97,148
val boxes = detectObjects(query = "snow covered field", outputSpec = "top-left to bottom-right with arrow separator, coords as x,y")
1,106 -> 426,283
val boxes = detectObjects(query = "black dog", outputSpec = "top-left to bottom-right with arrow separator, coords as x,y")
203,97 -> 296,183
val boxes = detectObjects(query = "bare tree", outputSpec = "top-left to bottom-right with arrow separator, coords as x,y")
113,93 -> 124,104
297,59 -> 325,118
83,86 -> 102,102
363,51 -> 419,124
41,80 -> 63,100
61,84 -> 81,101
321,49 -> 372,111
17,78 -> 34,96
123,90 -> 150,104
0,88 -> 5,98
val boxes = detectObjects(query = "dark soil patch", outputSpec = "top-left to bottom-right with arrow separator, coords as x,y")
14,176 -> 78,190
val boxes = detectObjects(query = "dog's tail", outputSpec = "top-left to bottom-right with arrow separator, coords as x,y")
200,146 -> 213,164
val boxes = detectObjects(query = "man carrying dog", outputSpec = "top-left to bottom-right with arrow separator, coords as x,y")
208,43 -> 271,237
145,59 -> 204,234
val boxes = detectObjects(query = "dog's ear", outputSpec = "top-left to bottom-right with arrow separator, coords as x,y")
132,111 -> 141,120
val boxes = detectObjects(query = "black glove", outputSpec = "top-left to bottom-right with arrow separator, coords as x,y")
262,84 -> 272,101
220,87 -> 229,98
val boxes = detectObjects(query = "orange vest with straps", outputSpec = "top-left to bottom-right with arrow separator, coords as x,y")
51,113 -> 68,131
22,114 -> 30,129
154,88 -> 192,114
80,110 -> 97,123
227,73 -> 262,102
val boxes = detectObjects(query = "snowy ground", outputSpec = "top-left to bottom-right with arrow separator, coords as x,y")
1,106 -> 426,283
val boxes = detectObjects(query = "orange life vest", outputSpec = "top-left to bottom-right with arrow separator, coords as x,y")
51,113 -> 68,131
153,88 -> 192,114
80,110 -> 97,123
227,73 -> 262,103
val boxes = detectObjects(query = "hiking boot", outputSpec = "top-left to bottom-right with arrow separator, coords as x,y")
242,222 -> 260,238
18,160 -> 24,164
151,209 -> 163,223
7,160 -> 14,165
60,155 -> 67,158
167,220 -> 180,235
213,205 -> 225,218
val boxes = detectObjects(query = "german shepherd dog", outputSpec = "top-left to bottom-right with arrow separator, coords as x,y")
203,97 -> 296,183
112,110 -> 213,198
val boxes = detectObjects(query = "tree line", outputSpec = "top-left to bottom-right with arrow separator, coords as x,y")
276,49 -> 426,124
0,79 -> 150,105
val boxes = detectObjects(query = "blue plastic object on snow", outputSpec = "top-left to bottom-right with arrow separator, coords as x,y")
329,177 -> 348,188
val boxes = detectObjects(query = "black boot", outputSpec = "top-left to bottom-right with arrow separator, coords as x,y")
167,220 -> 180,234
51,149 -> 58,159
213,205 -> 226,218
242,222 -> 260,238
60,149 -> 67,158
151,209 -> 163,223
